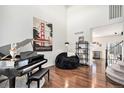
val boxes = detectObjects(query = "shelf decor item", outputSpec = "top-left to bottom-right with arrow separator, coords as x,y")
78,36 -> 84,42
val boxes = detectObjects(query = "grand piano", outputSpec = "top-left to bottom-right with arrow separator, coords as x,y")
0,39 -> 47,88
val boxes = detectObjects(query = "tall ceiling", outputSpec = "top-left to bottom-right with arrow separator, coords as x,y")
92,22 -> 124,37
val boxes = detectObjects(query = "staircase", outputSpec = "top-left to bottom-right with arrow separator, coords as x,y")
105,40 -> 124,85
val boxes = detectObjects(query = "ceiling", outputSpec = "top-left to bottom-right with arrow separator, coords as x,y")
65,5 -> 73,8
92,22 -> 124,37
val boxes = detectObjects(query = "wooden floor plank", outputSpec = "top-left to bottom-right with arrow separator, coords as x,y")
43,59 -> 124,88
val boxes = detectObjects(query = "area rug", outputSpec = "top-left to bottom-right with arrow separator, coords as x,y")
0,75 -> 45,88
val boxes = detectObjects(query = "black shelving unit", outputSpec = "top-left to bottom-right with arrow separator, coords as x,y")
76,41 -> 89,65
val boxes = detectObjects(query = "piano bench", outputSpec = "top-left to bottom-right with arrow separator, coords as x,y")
27,68 -> 49,88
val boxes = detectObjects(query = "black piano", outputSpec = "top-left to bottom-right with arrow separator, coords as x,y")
0,54 -> 47,88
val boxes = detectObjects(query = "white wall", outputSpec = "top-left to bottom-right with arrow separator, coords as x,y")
0,5 -> 124,66
93,22 -> 124,37
67,5 -> 124,64
67,6 -> 109,64
0,5 -> 67,67
67,5 -> 124,43
67,6 -> 106,43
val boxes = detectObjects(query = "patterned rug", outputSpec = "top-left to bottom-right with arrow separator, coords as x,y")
0,75 -> 45,88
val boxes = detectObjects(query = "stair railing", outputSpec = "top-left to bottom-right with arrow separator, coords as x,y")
105,40 -> 124,68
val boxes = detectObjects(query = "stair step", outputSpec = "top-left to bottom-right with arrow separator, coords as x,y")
118,61 -> 124,67
106,74 -> 124,85
110,64 -> 124,74
106,67 -> 124,82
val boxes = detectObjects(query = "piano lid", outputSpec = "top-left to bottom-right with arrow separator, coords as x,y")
0,39 -> 33,60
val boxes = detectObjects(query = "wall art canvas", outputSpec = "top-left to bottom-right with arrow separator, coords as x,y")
33,17 -> 53,51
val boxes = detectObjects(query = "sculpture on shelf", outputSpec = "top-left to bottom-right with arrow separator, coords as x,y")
9,43 -> 17,61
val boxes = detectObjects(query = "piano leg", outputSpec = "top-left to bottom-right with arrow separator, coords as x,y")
26,72 -> 32,85
9,77 -> 16,88
39,65 -> 42,70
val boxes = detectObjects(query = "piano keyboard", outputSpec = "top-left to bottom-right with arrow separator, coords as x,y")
22,59 -> 47,74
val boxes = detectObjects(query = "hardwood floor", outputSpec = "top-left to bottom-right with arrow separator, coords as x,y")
43,59 -> 124,88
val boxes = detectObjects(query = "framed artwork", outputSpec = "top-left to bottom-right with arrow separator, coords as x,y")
33,17 -> 53,51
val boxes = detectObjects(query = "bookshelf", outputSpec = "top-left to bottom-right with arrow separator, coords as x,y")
76,41 -> 89,65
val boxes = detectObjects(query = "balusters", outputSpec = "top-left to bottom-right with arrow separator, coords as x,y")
106,40 -> 124,68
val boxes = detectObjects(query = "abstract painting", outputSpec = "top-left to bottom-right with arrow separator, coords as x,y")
33,17 -> 53,51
